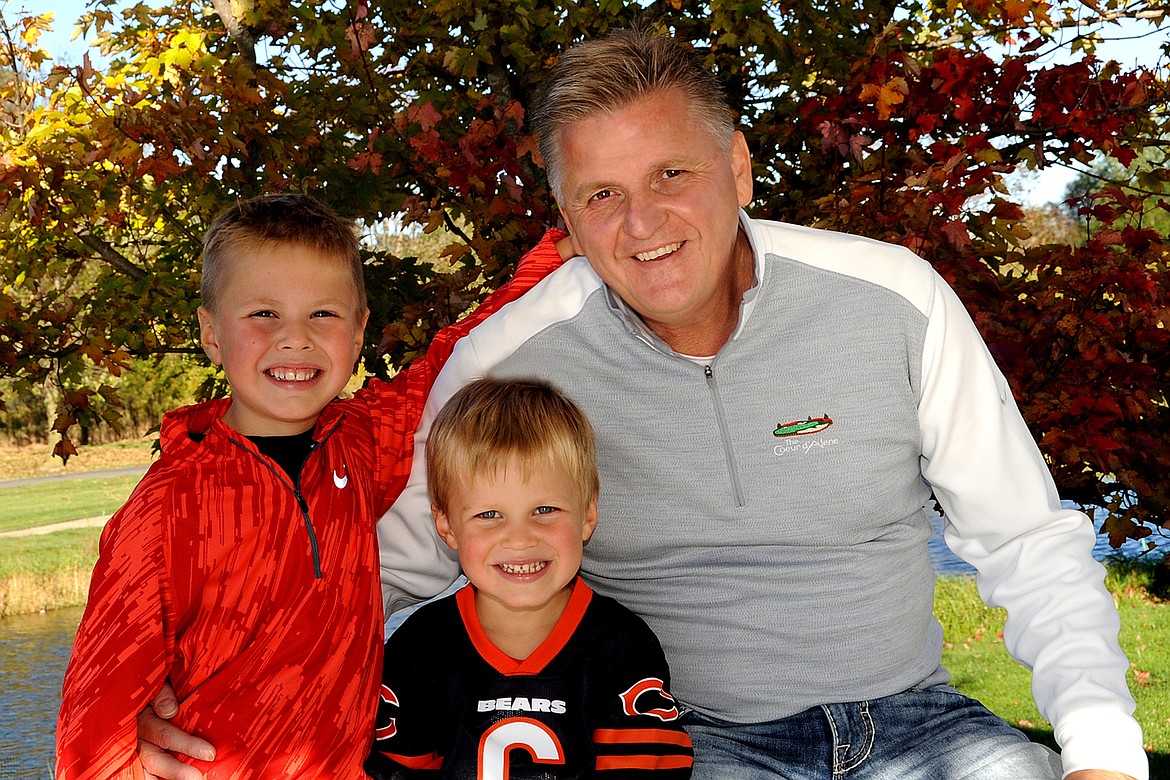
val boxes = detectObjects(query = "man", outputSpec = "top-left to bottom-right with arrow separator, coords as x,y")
378,28 -> 1145,780
140,27 -> 1145,780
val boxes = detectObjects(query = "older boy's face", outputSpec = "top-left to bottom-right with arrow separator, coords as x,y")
433,457 -> 598,630
197,243 -> 367,436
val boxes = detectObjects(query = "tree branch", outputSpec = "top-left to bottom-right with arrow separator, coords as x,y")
78,233 -> 149,280
210,0 -> 258,71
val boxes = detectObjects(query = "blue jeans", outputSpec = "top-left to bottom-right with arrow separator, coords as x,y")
682,685 -> 1062,780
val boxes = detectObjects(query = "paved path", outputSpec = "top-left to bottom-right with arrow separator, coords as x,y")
0,465 -> 147,490
0,465 -> 147,538
0,515 -> 113,538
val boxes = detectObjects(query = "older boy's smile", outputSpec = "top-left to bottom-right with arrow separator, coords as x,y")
266,366 -> 323,382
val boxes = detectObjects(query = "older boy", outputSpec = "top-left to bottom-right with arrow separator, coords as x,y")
56,195 -> 560,779
366,379 -> 693,779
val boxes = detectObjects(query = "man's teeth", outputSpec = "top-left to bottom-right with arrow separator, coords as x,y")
267,368 -> 319,381
635,242 -> 682,262
498,561 -> 548,575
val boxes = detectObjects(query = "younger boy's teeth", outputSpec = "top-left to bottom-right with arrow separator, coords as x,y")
498,561 -> 547,575
635,242 -> 681,261
268,368 -> 318,381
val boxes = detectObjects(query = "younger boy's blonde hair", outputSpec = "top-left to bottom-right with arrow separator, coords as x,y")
427,378 -> 600,514
201,193 -> 366,314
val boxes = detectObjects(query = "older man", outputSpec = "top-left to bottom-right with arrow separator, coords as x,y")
377,28 -> 1145,780
140,27 -> 1144,780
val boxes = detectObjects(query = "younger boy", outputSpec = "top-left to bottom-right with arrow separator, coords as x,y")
56,195 -> 561,779
365,378 -> 694,779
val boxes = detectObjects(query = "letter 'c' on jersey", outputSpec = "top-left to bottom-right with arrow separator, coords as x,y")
479,717 -> 565,779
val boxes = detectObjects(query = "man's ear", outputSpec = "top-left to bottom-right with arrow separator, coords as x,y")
731,130 -> 754,208
581,495 -> 599,543
433,504 -> 459,551
197,307 -> 223,366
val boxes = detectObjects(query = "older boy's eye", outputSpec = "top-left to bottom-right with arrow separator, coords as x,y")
311,310 -> 339,318
534,506 -> 558,515
250,310 -> 277,318
475,510 -> 501,520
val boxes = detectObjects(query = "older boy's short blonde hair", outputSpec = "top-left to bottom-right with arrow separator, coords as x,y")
427,378 -> 600,514
201,193 -> 366,313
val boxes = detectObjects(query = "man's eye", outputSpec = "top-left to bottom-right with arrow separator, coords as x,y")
662,168 -> 685,179
590,189 -> 613,203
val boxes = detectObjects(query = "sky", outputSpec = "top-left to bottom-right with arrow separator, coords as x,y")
23,0 -> 1170,204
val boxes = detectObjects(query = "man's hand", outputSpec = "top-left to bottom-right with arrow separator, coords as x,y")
1066,771 -> 1138,780
136,684 -> 215,780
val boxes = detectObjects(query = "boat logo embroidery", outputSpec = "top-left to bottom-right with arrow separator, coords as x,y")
333,465 -> 349,489
773,415 -> 833,438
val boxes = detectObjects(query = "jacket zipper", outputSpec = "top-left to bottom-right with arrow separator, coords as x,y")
228,414 -> 347,580
705,363 -> 746,508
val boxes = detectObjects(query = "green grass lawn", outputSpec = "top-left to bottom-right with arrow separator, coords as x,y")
0,474 -> 141,533
0,527 -> 102,578
937,561 -> 1169,775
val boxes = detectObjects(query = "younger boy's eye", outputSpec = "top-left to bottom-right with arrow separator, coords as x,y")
534,506 -> 558,515
475,510 -> 501,520
311,310 -> 339,318
249,310 -> 277,318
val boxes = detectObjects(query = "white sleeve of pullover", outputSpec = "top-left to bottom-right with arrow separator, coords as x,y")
918,272 -> 1145,780
376,338 -> 484,616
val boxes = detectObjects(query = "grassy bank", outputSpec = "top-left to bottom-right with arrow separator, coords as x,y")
0,528 -> 101,616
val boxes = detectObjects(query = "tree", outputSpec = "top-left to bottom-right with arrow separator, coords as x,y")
1,0 -> 1167,547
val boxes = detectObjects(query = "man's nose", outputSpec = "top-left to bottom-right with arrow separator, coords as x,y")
622,189 -> 667,240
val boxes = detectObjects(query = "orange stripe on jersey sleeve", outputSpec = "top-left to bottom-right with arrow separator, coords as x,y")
593,727 -> 694,748
595,755 -> 695,771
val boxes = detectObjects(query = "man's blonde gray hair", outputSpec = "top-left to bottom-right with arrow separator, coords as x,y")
530,27 -> 736,200
427,378 -> 600,514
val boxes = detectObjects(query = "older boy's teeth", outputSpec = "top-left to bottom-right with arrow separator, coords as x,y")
635,242 -> 681,262
499,561 -> 547,575
268,368 -> 318,381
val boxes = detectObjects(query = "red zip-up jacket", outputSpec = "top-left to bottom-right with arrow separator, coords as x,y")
56,233 -> 565,779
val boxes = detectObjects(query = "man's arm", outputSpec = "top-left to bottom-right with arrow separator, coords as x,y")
377,228 -> 570,614
917,269 -> 1146,780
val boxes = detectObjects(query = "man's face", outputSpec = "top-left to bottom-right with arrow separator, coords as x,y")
555,88 -> 754,353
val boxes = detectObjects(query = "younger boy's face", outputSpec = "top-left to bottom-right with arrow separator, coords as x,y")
434,456 -> 598,627
198,242 -> 368,436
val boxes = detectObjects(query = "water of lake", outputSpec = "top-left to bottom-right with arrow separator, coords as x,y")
0,606 -> 82,780
1,506 -> 1158,775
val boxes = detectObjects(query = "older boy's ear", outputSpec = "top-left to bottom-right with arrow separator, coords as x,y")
197,307 -> 223,366
353,309 -> 369,359
581,496 -> 599,542
433,504 -> 459,550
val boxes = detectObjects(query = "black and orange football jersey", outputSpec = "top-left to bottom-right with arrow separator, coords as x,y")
367,579 -> 693,779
